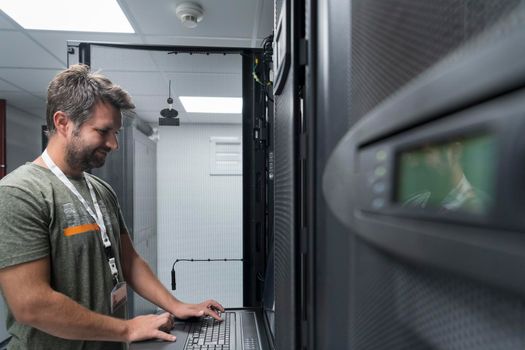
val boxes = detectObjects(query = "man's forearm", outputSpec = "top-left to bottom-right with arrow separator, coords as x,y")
0,255 -> 176,343
20,288 -> 129,342
123,253 -> 183,314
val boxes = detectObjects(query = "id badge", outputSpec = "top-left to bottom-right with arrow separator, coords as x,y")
110,281 -> 128,314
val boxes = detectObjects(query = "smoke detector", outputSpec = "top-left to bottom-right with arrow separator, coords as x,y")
175,2 -> 204,28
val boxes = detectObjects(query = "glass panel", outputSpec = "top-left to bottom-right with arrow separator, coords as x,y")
396,134 -> 496,214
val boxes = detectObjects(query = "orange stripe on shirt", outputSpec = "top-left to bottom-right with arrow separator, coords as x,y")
63,223 -> 100,237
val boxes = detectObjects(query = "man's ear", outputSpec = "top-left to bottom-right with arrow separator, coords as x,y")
53,111 -> 70,136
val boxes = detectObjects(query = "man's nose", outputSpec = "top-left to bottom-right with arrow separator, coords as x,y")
107,133 -> 119,150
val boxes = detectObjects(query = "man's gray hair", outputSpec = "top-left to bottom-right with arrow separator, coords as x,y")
46,64 -> 135,135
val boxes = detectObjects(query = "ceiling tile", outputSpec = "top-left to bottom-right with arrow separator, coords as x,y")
0,32 -> 64,68
29,31 -> 144,65
168,73 -> 242,97
3,91 -> 45,121
2,91 -> 45,108
0,0 -> 272,126
0,11 -> 16,30
25,107 -> 46,120
0,77 -> 20,92
126,0 -> 259,38
258,0 -> 274,38
89,44 -> 159,71
100,71 -> 165,95
0,68 -> 60,93
130,95 -> 169,111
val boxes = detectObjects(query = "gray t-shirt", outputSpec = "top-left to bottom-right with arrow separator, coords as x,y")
0,163 -> 128,350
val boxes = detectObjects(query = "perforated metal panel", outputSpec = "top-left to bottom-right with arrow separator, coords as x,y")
351,0 -> 522,120
347,2 -> 525,346
273,75 -> 298,350
350,240 -> 525,350
320,1 -> 525,349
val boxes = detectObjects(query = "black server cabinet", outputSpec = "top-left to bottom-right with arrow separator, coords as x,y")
318,1 -> 525,350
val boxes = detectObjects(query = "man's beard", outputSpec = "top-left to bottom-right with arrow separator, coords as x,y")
65,134 -> 110,172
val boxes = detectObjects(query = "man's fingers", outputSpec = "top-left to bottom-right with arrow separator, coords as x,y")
156,313 -> 175,331
127,314 -> 177,343
205,300 -> 225,320
154,314 -> 176,340
202,305 -> 222,321
207,309 -> 223,321
209,300 -> 225,313
158,312 -> 171,320
153,329 -> 176,342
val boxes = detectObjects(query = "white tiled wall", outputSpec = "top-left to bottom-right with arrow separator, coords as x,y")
157,124 -> 243,307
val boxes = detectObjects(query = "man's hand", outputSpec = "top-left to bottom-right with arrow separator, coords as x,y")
173,300 -> 225,321
125,312 -> 176,343
119,233 -> 225,324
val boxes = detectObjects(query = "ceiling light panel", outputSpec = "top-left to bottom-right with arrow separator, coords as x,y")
0,0 -> 134,33
179,96 -> 242,114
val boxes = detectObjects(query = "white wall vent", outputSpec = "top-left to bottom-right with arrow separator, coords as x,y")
209,136 -> 242,175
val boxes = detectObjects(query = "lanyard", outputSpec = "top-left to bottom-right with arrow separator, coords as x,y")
41,149 -> 120,285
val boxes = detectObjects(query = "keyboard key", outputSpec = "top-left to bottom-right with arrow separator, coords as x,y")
184,312 -> 234,350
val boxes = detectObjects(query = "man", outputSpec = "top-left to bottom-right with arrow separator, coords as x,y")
0,64 -> 224,349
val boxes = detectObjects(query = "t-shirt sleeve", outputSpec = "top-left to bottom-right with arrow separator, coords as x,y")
0,185 -> 50,269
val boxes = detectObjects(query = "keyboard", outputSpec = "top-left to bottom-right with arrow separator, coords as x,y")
184,312 -> 234,350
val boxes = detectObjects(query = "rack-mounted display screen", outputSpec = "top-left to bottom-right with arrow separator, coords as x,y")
396,134 -> 496,214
